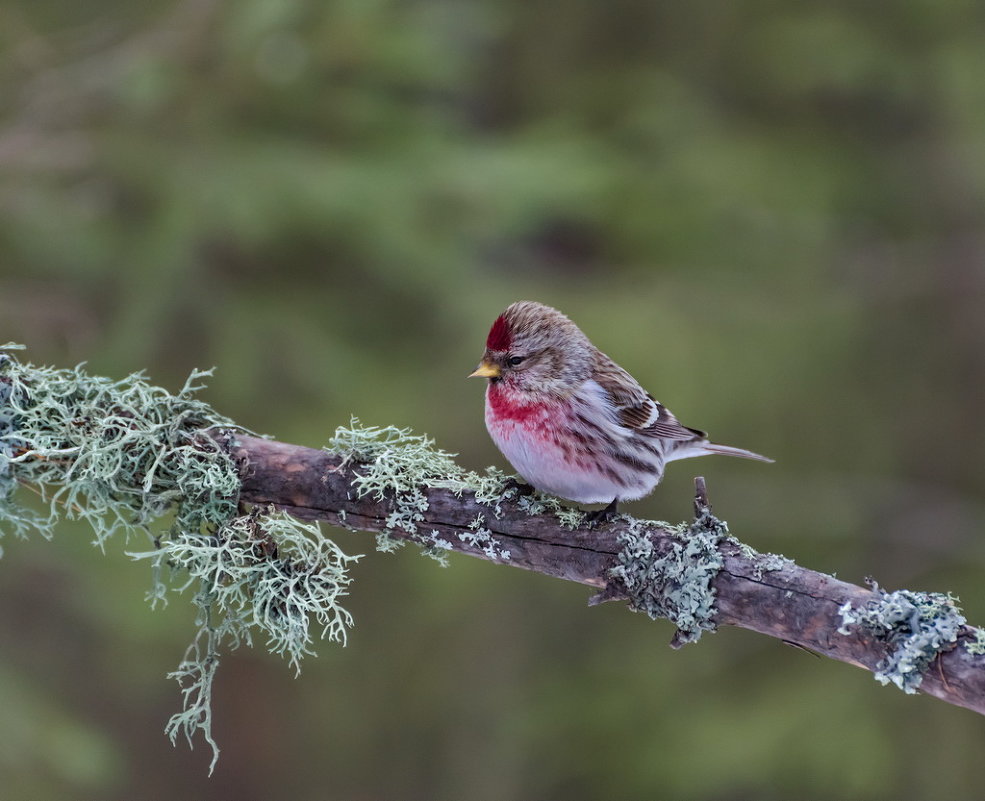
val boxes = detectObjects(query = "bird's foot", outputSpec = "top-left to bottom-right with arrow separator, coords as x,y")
584,498 -> 619,529
503,477 -> 535,497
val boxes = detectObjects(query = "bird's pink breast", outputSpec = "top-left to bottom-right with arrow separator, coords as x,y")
484,384 -> 575,463
485,382 -> 545,425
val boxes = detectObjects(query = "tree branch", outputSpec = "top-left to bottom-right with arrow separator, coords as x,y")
227,433 -> 985,717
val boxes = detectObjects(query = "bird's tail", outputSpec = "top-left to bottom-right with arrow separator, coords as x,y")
700,442 -> 774,463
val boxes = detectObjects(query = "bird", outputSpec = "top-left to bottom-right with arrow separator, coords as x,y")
469,300 -> 772,522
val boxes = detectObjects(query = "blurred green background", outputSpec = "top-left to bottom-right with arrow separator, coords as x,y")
3,1 -> 985,798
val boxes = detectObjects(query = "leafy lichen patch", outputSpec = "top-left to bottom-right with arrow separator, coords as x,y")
609,509 -> 727,645
457,513 -> 511,561
964,628 -> 985,656
516,490 -> 586,529
421,529 -> 455,566
727,537 -> 793,580
837,584 -> 965,694
751,551 -> 794,580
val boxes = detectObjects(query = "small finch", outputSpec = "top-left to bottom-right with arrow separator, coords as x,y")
469,301 -> 772,521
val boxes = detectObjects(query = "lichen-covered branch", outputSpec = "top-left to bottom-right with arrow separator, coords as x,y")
229,432 -> 985,717
2,349 -> 985,778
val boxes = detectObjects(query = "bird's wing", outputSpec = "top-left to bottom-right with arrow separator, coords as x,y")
591,353 -> 705,442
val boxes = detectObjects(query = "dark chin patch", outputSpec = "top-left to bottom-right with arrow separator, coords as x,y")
486,314 -> 511,351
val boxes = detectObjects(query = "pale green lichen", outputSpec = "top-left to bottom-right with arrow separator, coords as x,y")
517,491 -> 585,529
375,531 -> 407,553
472,467 -> 518,513
131,509 -> 357,672
327,420 -> 481,557
963,628 -> 985,656
728,537 -> 793,579
609,508 -> 727,645
0,349 -> 23,553
554,506 -> 587,530
513,492 -> 546,515
457,513 -> 511,561
732,539 -> 758,560
326,420 -> 507,504
0,348 -> 240,547
837,584 -> 965,694
421,530 -> 455,567
751,551 -> 794,580
0,349 -> 358,772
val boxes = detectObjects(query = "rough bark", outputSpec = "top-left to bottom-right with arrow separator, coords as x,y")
226,433 -> 985,717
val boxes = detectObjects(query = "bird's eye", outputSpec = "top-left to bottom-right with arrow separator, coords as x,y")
507,355 -> 525,366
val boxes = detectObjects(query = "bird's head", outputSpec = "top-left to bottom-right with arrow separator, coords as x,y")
469,301 -> 593,397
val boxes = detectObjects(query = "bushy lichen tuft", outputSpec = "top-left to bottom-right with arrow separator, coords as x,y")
131,511 -> 358,769
0,348 -> 358,771
837,584 -> 965,694
0,348 -> 24,552
132,508 -> 358,671
609,508 -> 727,645
0,345 -> 239,547
331,420 -> 484,491
472,467 -> 521,514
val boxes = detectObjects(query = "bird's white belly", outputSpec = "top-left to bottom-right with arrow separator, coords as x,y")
485,402 -> 654,504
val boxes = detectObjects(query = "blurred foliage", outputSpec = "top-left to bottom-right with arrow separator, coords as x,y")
1,0 -> 985,798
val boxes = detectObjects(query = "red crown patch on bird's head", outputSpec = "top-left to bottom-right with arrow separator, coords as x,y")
486,314 -> 512,351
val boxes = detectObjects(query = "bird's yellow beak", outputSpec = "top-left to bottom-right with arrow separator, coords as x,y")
469,361 -> 501,379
